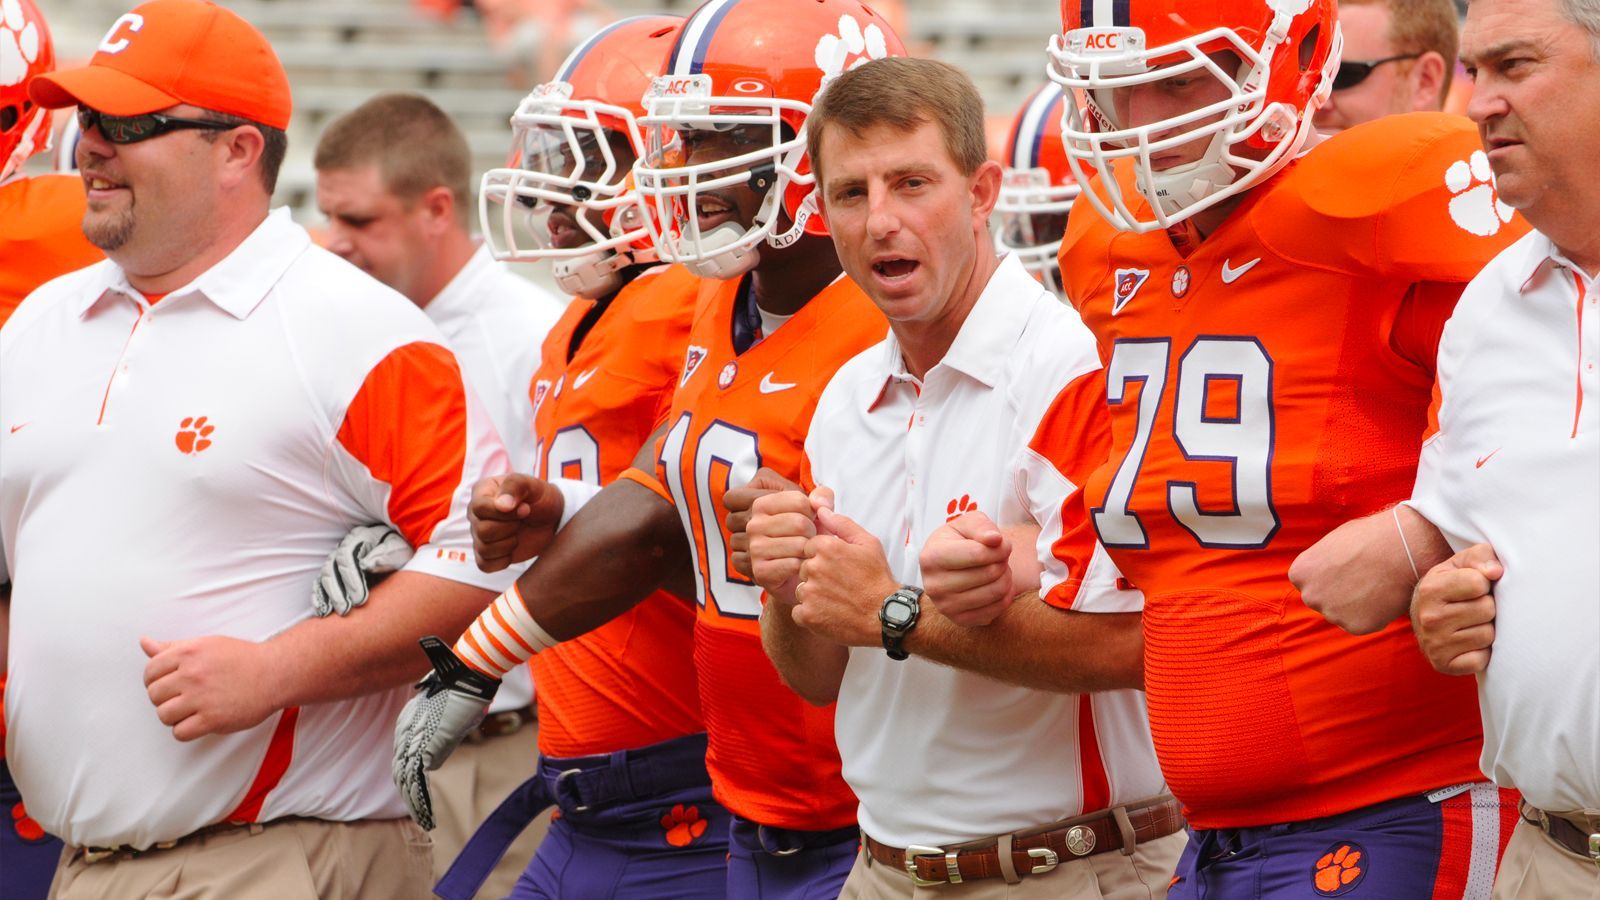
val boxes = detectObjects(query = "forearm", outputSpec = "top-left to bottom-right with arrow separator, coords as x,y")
266,570 -> 494,707
904,592 -> 1143,693
516,479 -> 693,639
760,600 -> 849,705
1291,505 -> 1452,634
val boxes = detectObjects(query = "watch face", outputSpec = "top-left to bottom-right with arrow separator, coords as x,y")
882,597 -> 915,627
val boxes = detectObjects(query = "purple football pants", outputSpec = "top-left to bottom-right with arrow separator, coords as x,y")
1,758 -> 59,900
436,732 -> 730,900
725,815 -> 860,900
1168,784 -> 1517,899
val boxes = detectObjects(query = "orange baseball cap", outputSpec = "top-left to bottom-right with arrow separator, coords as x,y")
29,0 -> 292,131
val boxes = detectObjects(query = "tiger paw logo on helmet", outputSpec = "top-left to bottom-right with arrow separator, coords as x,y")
0,0 -> 41,88
814,14 -> 891,80
1447,150 -> 1517,237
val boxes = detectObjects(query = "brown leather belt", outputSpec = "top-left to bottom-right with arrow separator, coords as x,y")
864,795 -> 1184,885
466,704 -> 536,743
72,816 -> 319,864
1523,804 -> 1600,865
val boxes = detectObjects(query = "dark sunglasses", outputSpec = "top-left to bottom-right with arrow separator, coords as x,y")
76,107 -> 235,144
1332,53 -> 1423,91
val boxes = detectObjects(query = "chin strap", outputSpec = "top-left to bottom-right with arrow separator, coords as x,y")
555,248 -> 629,298
684,220 -> 761,280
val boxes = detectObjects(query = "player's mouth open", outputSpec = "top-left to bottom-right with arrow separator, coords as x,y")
872,257 -> 919,282
546,210 -> 585,249
696,196 -> 735,231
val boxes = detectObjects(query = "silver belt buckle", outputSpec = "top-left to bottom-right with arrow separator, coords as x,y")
903,844 -> 945,886
1027,846 -> 1060,875
1588,832 -> 1599,866
553,767 -> 592,813
80,847 -> 117,865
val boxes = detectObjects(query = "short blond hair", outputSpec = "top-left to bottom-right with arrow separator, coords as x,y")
1345,0 -> 1461,96
807,57 -> 988,184
314,93 -> 473,224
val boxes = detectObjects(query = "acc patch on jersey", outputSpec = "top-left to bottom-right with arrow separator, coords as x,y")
681,345 -> 708,387
1112,267 -> 1150,315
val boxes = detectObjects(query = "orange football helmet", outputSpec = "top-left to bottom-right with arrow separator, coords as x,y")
1,0 -> 55,183
1048,0 -> 1340,232
997,82 -> 1079,300
633,0 -> 906,279
479,15 -> 682,298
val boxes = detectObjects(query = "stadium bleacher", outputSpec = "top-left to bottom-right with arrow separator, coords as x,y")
43,0 -> 1059,222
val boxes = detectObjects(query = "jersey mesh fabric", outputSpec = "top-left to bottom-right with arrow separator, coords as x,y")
622,273 -> 886,829
1053,113 -> 1530,829
527,265 -> 707,758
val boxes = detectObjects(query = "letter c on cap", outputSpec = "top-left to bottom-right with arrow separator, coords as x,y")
99,13 -> 145,55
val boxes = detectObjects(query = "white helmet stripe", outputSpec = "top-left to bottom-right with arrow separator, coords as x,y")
672,0 -> 739,75
554,16 -> 651,83
1013,84 -> 1062,170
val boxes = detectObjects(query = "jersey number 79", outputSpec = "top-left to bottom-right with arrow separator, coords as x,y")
1092,336 -> 1281,550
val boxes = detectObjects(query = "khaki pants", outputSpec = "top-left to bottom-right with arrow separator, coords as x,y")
49,817 -> 432,900
427,717 -> 546,899
839,829 -> 1186,899
1493,815 -> 1600,900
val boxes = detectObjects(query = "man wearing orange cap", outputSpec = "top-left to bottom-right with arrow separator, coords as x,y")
1,2 -> 520,897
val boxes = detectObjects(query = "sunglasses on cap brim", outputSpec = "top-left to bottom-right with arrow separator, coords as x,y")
77,107 -> 237,145
1331,53 -> 1423,91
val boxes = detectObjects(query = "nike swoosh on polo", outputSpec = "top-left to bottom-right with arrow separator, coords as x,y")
759,373 -> 797,394
572,369 -> 598,390
1220,258 -> 1262,284
1475,449 -> 1501,468
8,423 -> 27,434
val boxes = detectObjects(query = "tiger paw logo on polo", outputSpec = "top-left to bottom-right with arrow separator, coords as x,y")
174,415 -> 215,455
945,494 -> 978,522
1447,150 -> 1517,237
0,0 -> 41,87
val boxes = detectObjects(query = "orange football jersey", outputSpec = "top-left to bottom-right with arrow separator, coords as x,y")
1054,113 -> 1529,829
622,273 -> 886,830
0,174 -> 101,328
527,264 -> 707,759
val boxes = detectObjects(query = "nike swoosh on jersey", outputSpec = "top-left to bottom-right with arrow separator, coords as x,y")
572,369 -> 598,390
759,373 -> 797,394
1220,258 -> 1262,284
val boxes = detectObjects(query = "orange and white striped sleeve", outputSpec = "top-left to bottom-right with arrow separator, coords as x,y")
329,340 -> 518,591
1028,369 -> 1143,613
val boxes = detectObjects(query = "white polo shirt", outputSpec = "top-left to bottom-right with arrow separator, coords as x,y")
0,209 -> 517,850
1408,229 -> 1599,812
811,254 -> 1164,848
426,243 -> 562,475
426,243 -> 562,713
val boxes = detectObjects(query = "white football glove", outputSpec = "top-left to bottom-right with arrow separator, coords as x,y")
313,525 -> 414,617
393,637 -> 499,830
